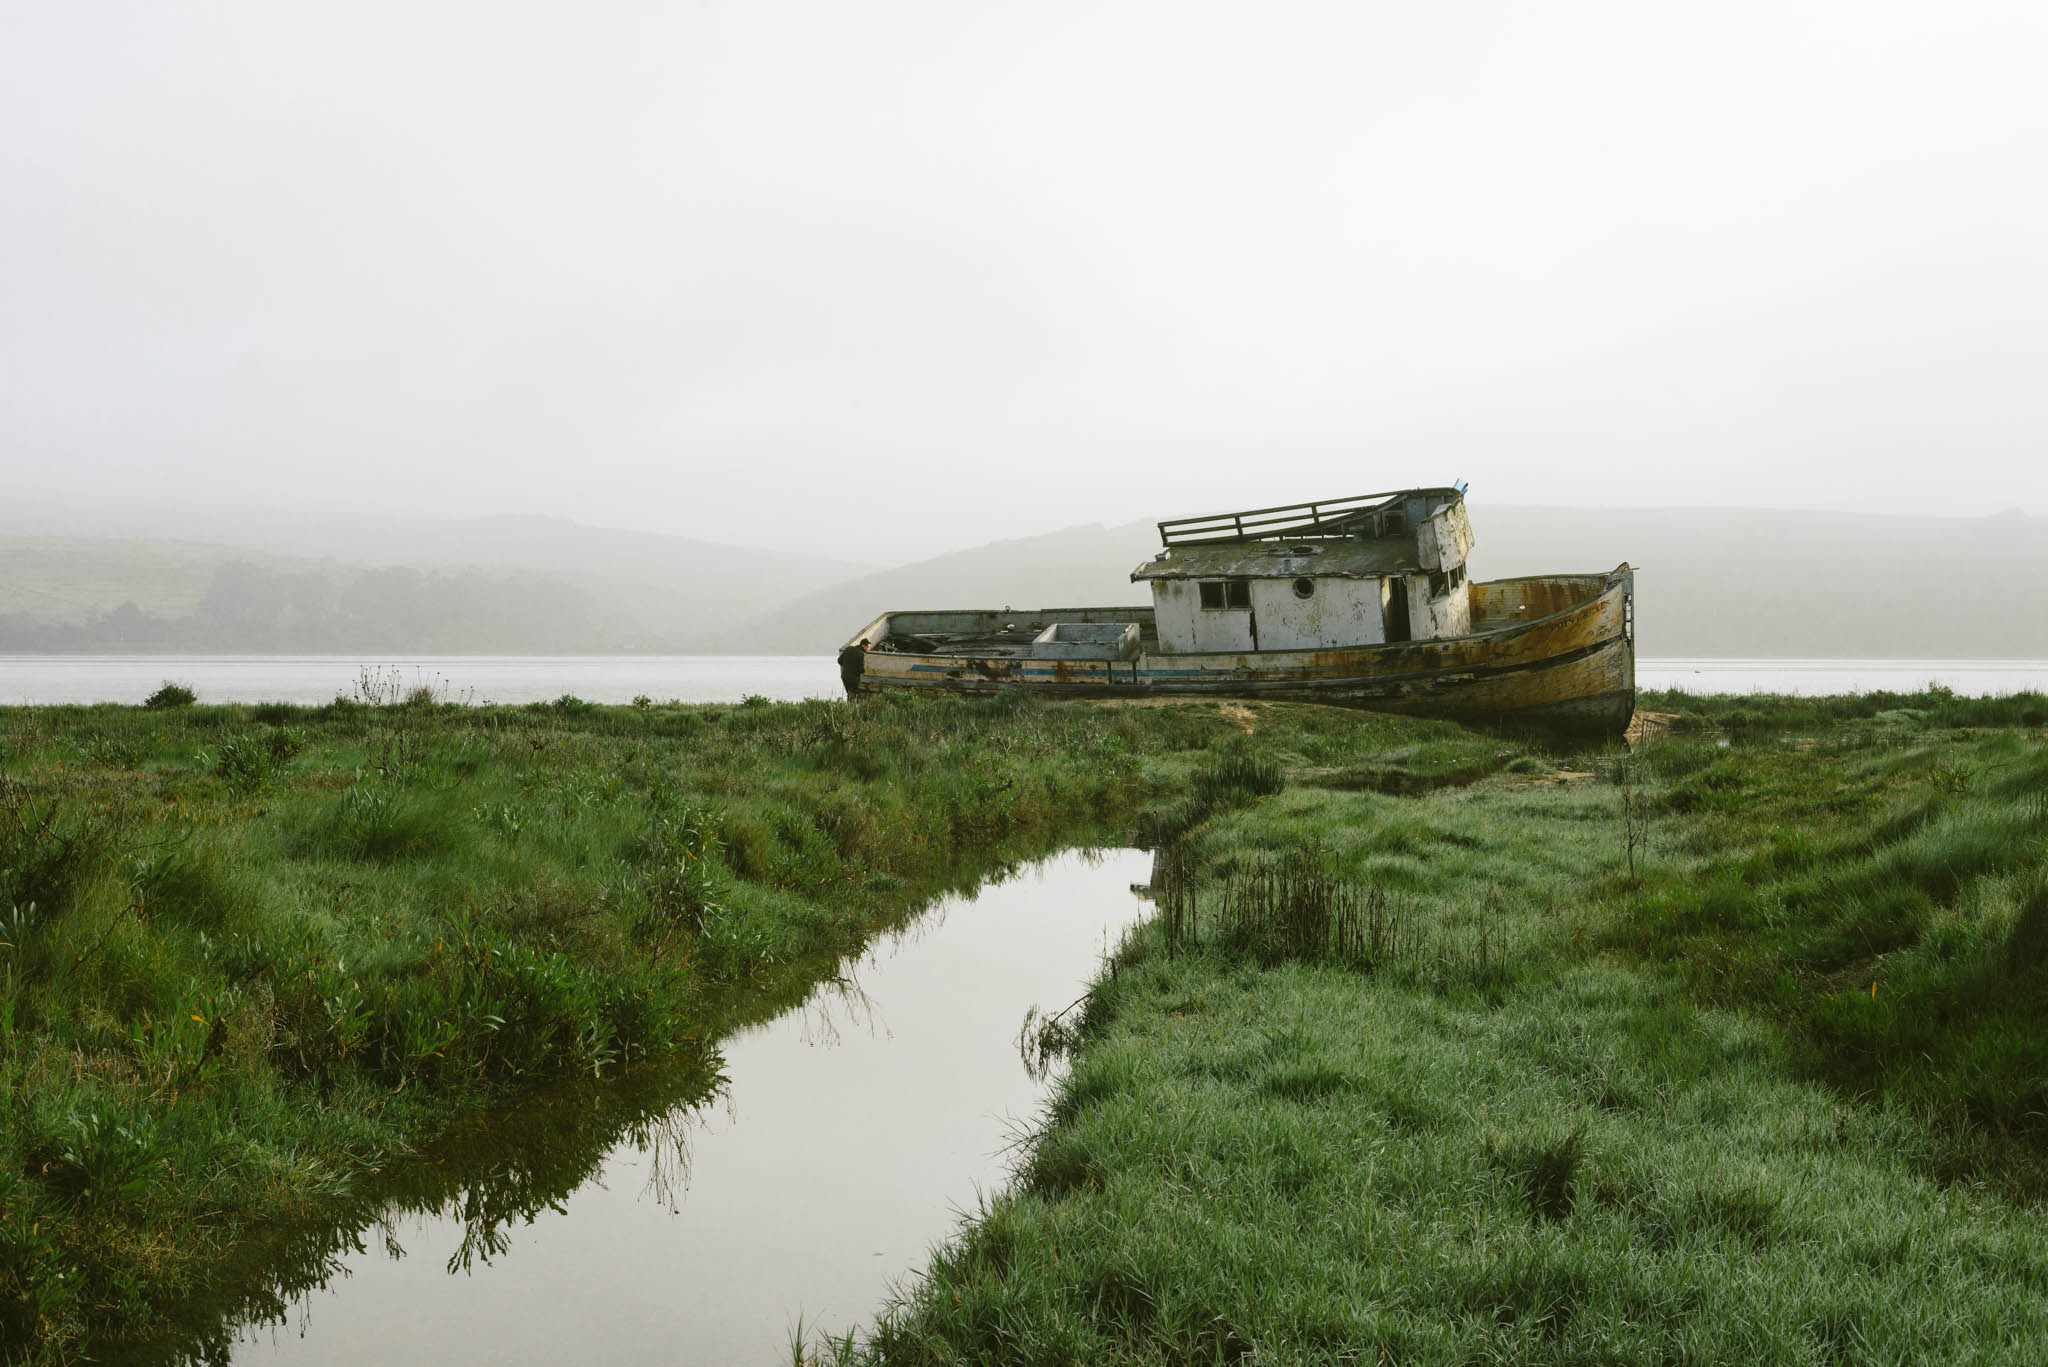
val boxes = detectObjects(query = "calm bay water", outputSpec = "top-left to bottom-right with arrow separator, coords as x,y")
208,849 -> 1154,1366
1638,658 -> 2048,697
4,654 -> 2047,705
0,655 -> 840,706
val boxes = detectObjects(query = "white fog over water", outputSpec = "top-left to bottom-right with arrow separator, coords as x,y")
3,657 -> 2046,706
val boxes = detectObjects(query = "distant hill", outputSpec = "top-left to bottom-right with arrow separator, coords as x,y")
0,542 -> 621,654
0,538 -> 322,623
322,512 -> 872,648
725,505 -> 2048,659
719,522 -> 1159,652
0,514 -> 872,652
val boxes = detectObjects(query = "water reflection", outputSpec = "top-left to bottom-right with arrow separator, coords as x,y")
124,848 -> 1153,1366
137,1044 -> 729,1366
793,971 -> 887,1052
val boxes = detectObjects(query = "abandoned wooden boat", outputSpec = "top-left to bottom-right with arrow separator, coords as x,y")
838,485 -> 1635,734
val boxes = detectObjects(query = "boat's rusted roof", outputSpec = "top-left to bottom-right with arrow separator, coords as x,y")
1155,485 -> 1465,547
1131,538 -> 1417,582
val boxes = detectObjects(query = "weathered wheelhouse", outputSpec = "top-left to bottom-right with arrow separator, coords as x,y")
1135,487 -> 1476,653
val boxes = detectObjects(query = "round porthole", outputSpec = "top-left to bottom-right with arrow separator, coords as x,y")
1292,577 -> 1315,599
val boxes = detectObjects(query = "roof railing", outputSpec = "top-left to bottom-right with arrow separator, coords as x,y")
1156,487 -> 1461,547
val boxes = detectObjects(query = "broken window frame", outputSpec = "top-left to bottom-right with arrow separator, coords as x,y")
1198,580 -> 1252,610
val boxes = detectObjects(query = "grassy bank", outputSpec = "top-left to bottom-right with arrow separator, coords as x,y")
2,688 -> 1324,1361
10,685 -> 2045,1363
859,689 -> 2048,1364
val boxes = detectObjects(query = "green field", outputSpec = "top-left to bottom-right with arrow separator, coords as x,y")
3,688 -> 2045,1363
854,690 -> 2048,1365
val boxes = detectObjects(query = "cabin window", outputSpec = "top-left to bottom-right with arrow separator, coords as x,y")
1292,577 -> 1315,599
1198,580 -> 1251,610
1428,571 -> 1448,598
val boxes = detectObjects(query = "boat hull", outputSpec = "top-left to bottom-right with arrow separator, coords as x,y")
843,568 -> 1635,735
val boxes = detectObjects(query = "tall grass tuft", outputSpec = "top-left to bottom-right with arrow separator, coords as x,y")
285,785 -> 460,863
1161,844 -> 1408,973
1489,1129 -> 1584,1223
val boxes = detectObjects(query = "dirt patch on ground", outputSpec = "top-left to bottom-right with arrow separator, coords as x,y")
1217,702 -> 1259,732
1506,769 -> 1597,787
1091,698 -> 1262,732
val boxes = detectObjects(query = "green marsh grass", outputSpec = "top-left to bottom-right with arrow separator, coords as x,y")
7,684 -> 2044,1362
864,689 -> 2048,1364
1,689 -> 1276,1361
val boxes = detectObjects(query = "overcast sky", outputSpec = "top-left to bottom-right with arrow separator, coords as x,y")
6,1 -> 2045,563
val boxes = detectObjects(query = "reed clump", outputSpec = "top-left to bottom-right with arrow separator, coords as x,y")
1160,843 -> 1397,971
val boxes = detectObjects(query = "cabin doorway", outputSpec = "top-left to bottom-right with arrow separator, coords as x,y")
1384,578 -> 1411,643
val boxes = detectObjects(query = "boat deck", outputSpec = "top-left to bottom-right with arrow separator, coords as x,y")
859,607 -> 1160,659
871,625 -> 1042,657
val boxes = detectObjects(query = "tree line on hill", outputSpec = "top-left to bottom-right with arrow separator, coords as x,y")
0,562 -> 614,653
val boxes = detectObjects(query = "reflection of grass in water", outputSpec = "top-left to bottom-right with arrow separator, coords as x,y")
4,688 -> 1240,1360
867,691 -> 2048,1364
157,1038 -> 732,1347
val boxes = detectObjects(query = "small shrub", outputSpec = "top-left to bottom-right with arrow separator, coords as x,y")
52,1107 -> 166,1212
635,806 -> 725,961
289,787 -> 456,863
75,729 -> 144,768
0,787 -> 110,920
208,729 -> 306,797
142,681 -> 196,710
